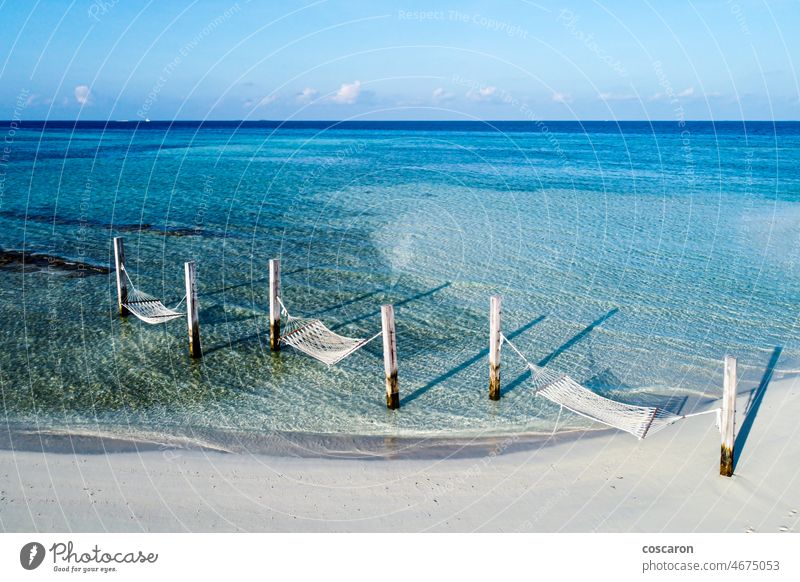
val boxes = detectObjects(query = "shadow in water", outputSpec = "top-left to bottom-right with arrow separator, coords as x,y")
201,307 -> 265,356
400,315 -> 546,406
202,332 -> 264,357
503,369 -> 533,395
538,308 -> 619,368
202,281 -> 447,358
201,304 -> 262,326
733,346 -> 782,471
584,368 -> 630,394
504,307 -> 620,395
332,282 -> 451,330
201,269 -> 306,300
310,290 -> 382,317
584,368 -> 688,414
201,277 -> 269,299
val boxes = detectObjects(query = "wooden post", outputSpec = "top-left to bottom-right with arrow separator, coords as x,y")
269,258 -> 281,352
382,304 -> 399,409
113,237 -> 129,317
489,295 -> 502,400
185,261 -> 201,358
720,355 -> 737,476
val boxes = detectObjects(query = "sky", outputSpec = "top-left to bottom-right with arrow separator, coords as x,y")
1,0 -> 798,120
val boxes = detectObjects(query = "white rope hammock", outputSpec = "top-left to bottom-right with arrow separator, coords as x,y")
121,267 -> 185,324
278,298 -> 381,367
502,335 -> 720,439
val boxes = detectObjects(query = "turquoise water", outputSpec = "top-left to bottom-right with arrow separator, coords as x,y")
1,121 -> 799,446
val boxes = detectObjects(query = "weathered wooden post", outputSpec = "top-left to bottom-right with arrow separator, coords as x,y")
382,304 -> 399,409
113,237 -> 129,317
269,258 -> 281,352
489,295 -> 502,400
184,261 -> 201,358
720,355 -> 737,476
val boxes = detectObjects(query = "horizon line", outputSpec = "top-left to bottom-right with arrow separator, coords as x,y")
5,118 -> 799,123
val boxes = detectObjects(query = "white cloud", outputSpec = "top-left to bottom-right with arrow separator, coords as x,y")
649,87 -> 696,101
297,87 -> 319,103
551,91 -> 573,104
466,85 -> 497,102
432,87 -> 454,103
331,80 -> 361,104
256,94 -> 278,107
598,91 -> 637,101
74,85 -> 92,105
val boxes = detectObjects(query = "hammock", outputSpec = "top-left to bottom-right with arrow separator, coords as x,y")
121,267 -> 185,324
502,335 -> 720,439
278,298 -> 381,366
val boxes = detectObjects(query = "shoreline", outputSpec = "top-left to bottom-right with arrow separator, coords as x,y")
1,373 -> 796,532
2,372 -> 747,461
0,371 -> 784,460
0,419 -> 613,460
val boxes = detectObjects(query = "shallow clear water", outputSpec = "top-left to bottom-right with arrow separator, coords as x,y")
1,121 -> 799,446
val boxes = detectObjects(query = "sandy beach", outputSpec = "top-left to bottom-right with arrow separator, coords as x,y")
2,370 -> 797,533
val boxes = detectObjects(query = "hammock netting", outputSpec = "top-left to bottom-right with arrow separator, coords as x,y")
121,268 -> 185,324
502,335 -> 718,439
278,299 -> 380,366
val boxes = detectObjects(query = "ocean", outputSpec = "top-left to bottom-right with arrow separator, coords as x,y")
1,120 -> 798,450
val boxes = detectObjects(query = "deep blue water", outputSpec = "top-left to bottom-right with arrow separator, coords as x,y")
0,120 -> 798,445
7,119 -> 800,135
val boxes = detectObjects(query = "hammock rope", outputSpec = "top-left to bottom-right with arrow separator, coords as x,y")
277,298 -> 382,367
121,267 -> 186,324
501,334 -> 720,439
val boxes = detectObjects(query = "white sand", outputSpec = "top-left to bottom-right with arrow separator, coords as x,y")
1,373 -> 798,533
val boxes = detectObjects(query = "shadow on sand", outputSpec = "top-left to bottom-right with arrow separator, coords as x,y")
733,345 -> 782,471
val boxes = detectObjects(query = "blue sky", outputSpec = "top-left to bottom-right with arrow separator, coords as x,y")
1,0 -> 798,120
